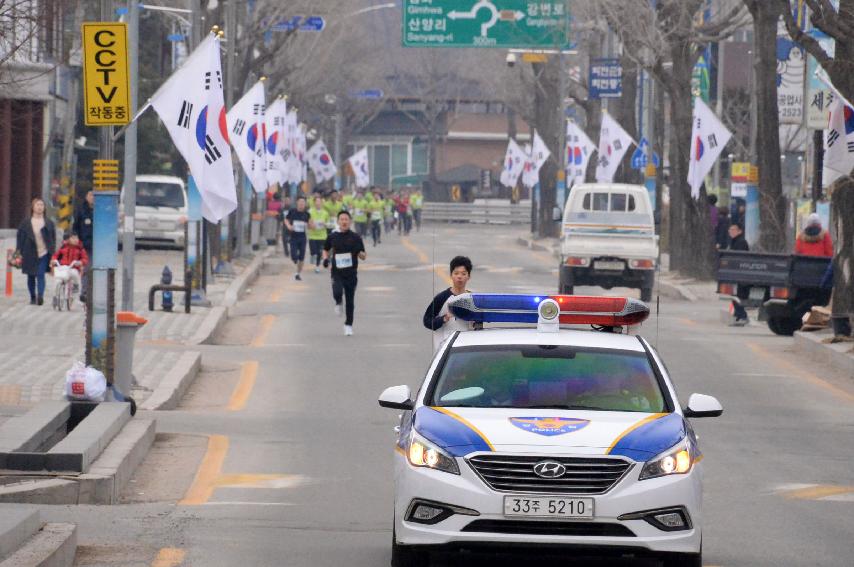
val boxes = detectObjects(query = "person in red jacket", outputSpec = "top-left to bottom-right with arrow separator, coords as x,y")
795,213 -> 833,257
50,232 -> 89,293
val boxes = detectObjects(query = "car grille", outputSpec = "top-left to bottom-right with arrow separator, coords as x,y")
462,520 -> 635,537
467,454 -> 633,495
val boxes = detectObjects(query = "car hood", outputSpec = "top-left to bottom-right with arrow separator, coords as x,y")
414,407 -> 686,462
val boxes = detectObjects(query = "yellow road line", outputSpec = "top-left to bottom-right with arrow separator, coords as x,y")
180,435 -> 229,506
400,236 -> 429,263
250,315 -> 275,348
400,236 -> 452,285
269,288 -> 284,302
152,548 -> 186,567
679,318 -> 698,327
606,413 -> 667,454
227,361 -> 258,412
747,343 -> 854,403
781,484 -> 854,500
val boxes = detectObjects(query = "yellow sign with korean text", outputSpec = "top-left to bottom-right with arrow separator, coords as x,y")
82,22 -> 130,126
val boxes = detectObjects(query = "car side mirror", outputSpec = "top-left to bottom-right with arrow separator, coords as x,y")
378,385 -> 414,410
683,393 -> 723,418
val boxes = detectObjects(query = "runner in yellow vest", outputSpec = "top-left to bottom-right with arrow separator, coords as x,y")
368,189 -> 385,247
309,195 -> 331,273
351,190 -> 369,237
410,190 -> 424,232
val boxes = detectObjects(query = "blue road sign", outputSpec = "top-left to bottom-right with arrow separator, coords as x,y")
272,15 -> 326,33
350,89 -> 385,100
167,34 -> 186,42
631,138 -> 661,170
589,58 -> 622,99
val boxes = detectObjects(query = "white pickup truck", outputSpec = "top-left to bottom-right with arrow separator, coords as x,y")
558,183 -> 659,302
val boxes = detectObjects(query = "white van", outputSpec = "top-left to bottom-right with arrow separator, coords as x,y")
559,183 -> 659,302
120,175 -> 187,248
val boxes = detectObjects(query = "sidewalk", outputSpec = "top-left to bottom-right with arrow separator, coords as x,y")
794,329 -> 854,376
0,249 -> 261,408
516,233 -> 718,301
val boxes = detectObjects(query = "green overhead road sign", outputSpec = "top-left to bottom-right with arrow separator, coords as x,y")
403,0 -> 569,48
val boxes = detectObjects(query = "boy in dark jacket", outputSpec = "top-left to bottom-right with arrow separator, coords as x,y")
724,224 -> 750,326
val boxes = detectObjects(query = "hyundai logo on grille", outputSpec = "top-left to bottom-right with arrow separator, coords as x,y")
533,461 -> 566,479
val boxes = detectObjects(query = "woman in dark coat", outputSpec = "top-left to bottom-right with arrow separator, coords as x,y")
16,197 -> 56,305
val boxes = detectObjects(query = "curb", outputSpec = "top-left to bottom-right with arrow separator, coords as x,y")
78,418 -> 156,504
656,278 -> 698,302
139,351 -> 201,411
516,236 -> 553,254
0,523 -> 77,567
0,419 -> 155,505
186,252 -> 265,346
188,306 -> 227,347
224,253 -> 266,308
793,331 -> 854,376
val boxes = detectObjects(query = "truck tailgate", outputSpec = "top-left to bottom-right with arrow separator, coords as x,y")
717,251 -> 789,287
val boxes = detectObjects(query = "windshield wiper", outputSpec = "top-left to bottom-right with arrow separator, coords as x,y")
524,404 -> 609,411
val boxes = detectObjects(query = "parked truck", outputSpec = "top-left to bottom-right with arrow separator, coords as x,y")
559,184 -> 659,302
717,251 -> 831,335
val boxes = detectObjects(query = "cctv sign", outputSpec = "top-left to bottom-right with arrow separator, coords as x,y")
82,22 -> 130,126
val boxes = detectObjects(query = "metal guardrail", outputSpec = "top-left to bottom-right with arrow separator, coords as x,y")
422,202 -> 530,225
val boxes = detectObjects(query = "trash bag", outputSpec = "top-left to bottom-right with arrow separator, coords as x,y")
65,361 -> 107,402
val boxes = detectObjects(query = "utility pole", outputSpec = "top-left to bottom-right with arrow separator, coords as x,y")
120,0 -> 139,310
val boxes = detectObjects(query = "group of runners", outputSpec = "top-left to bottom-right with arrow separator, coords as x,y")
273,186 -> 424,336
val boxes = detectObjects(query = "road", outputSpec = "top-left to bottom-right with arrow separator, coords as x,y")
50,224 -> 852,567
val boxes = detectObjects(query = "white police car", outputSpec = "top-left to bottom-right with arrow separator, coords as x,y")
378,294 -> 723,567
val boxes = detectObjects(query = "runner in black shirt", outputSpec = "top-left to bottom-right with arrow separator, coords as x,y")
323,211 -> 366,336
284,196 -> 310,281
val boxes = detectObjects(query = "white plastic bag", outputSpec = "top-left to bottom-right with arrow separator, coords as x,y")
65,361 -> 107,402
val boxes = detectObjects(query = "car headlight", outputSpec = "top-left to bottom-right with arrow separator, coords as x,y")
639,438 -> 694,480
407,430 -> 459,475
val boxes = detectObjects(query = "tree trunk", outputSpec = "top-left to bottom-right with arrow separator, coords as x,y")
666,42 -> 715,278
747,0 -> 787,251
831,177 -> 854,334
615,54 -> 640,184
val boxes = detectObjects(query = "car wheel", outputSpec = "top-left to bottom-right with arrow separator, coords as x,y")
767,316 -> 800,336
641,287 -> 653,303
391,529 -> 429,567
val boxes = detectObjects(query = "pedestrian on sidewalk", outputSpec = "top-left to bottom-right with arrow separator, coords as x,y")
73,190 -> 94,256
285,196 -> 310,281
422,256 -> 478,351
724,224 -> 750,326
16,197 -> 56,306
323,211 -> 366,336
795,213 -> 833,257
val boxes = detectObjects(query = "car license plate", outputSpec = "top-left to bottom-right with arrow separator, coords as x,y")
749,287 -> 766,301
504,496 -> 594,519
594,260 -> 625,271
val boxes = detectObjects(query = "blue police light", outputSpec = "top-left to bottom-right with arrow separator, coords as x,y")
448,293 -> 651,327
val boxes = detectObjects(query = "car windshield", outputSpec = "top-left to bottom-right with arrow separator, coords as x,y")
430,345 -> 666,412
136,182 -> 185,208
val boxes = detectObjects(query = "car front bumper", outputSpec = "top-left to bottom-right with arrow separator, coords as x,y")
394,451 -> 702,555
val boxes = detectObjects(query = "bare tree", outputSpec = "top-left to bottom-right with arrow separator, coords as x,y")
742,0 -> 787,252
780,0 -> 854,335
599,0 -> 747,277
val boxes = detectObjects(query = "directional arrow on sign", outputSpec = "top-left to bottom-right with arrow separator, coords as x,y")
448,0 -> 500,37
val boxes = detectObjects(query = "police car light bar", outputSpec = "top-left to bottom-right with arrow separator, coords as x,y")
448,294 -> 650,328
